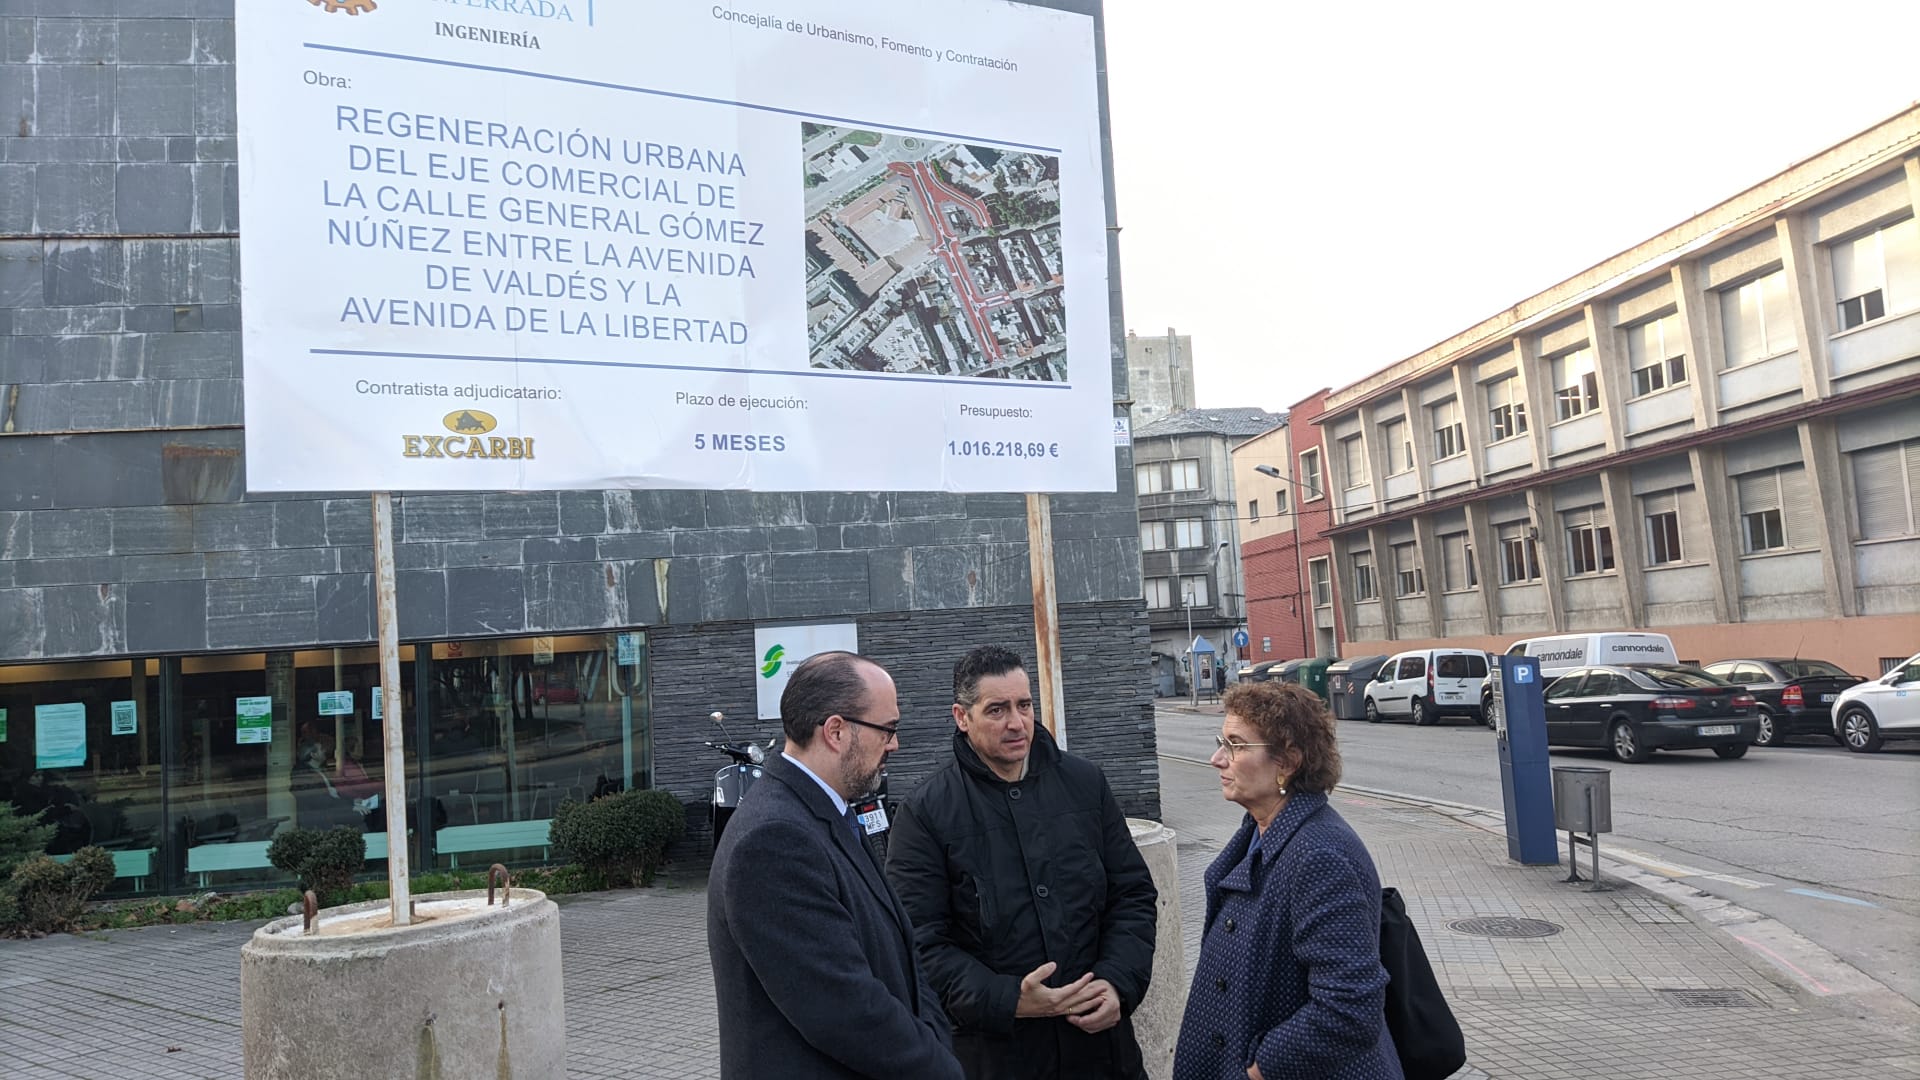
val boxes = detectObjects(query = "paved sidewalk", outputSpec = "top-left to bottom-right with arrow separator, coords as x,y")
4,767 -> 1918,1078
1159,754 -> 1920,1079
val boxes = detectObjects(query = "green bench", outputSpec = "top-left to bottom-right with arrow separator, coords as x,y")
186,841 -> 275,886
434,819 -> 552,868
53,848 -> 158,892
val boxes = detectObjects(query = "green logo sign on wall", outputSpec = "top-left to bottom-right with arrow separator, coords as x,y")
760,644 -> 786,679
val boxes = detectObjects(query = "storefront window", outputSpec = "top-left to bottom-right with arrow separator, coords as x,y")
174,648 -> 418,891
2,629 -> 649,894
0,660 -> 165,893
424,632 -> 649,869
290,646 -> 418,866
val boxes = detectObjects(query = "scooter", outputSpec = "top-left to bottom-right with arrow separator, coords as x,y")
707,711 -> 773,850
848,773 -> 893,861
706,710 -> 895,855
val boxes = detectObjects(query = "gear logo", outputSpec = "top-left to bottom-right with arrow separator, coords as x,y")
308,0 -> 378,14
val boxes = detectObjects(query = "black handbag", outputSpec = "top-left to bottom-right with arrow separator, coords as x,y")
1379,887 -> 1467,1080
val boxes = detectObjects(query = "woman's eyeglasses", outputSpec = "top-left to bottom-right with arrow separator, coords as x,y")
1213,735 -> 1268,760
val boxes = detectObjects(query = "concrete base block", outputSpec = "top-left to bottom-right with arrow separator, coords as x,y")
1129,819 -> 1186,1080
241,889 -> 565,1080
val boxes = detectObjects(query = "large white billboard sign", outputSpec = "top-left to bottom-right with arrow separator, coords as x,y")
236,0 -> 1113,493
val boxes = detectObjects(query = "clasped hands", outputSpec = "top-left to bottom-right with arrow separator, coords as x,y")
1013,961 -> 1121,1033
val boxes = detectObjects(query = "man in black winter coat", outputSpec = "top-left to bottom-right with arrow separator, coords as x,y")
884,645 -> 1158,1079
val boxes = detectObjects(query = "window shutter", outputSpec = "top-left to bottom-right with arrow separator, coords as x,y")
1832,231 -> 1877,302
1720,285 -> 1757,365
1643,490 -> 1678,517
1906,441 -> 1920,533
1735,472 -> 1780,516
1342,436 -> 1366,483
1852,446 -> 1906,538
1760,271 -> 1796,356
1777,466 -> 1812,546
1626,321 -> 1651,368
1886,217 -> 1920,313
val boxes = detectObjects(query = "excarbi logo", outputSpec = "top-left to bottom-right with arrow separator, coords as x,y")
307,0 -> 378,15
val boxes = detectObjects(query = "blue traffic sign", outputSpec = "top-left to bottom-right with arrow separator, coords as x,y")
1232,629 -> 1250,648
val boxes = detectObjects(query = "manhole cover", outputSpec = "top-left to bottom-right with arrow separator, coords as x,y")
1448,916 -> 1563,938
1657,988 -> 1758,1008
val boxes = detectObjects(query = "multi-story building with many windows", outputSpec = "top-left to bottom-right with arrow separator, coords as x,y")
1134,407 -> 1283,691
1313,105 -> 1920,677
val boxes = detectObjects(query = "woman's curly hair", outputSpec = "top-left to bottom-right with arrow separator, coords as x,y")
1219,681 -> 1343,793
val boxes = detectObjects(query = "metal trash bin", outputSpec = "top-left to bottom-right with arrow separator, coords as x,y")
1551,765 -> 1611,889
1551,766 -> 1612,833
1327,655 -> 1390,720
1291,657 -> 1335,703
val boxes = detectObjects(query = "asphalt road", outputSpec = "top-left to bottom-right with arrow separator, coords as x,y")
1155,704 -> 1920,1007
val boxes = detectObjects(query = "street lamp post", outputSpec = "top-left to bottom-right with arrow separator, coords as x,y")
1255,464 -> 1314,658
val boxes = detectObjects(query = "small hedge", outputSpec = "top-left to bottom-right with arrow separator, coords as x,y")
549,789 -> 686,888
267,826 -> 366,906
4,847 -> 115,936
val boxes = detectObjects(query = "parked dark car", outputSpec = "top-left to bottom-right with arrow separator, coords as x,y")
1699,658 -> 1866,747
1542,664 -> 1759,763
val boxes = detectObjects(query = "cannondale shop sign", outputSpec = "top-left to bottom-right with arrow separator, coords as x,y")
235,0 -> 1114,493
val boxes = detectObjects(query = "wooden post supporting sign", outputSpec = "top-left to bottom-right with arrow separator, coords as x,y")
1025,493 -> 1067,749
371,493 -> 412,927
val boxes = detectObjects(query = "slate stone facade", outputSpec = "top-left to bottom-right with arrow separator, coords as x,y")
0,1 -> 1159,819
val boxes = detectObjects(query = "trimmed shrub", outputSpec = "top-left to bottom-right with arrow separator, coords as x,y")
549,789 -> 686,888
4,847 -> 115,936
266,826 -> 366,905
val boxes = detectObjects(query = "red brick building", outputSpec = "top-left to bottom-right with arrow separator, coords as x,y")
1231,389 -> 1344,663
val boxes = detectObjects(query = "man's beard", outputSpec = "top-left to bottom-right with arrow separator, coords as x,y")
839,729 -> 886,798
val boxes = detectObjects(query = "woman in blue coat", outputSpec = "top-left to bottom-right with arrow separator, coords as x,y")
1174,682 -> 1402,1080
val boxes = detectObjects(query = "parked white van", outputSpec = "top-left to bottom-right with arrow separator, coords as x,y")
1504,632 -> 1678,677
1364,648 -> 1492,725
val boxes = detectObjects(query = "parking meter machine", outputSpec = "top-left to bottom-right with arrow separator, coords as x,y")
1491,656 -> 1558,865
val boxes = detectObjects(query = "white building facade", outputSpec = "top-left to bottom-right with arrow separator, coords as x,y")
1313,107 -> 1920,678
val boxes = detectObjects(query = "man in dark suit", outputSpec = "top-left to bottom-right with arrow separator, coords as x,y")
708,651 -> 964,1080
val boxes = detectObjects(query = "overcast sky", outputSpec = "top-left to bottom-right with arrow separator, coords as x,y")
1103,0 -> 1920,413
